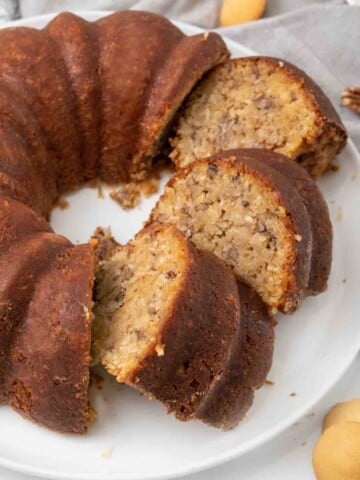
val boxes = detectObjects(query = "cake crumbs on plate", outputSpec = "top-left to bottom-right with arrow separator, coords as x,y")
352,171 -> 359,181
337,206 -> 343,221
110,178 -> 159,210
265,379 -> 275,386
54,197 -> 69,210
101,445 -> 115,459
290,392 -> 297,397
90,371 -> 104,390
342,278 -> 347,284
97,179 -> 105,199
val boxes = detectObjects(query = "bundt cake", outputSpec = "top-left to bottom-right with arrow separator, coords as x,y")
92,223 -> 274,429
170,57 -> 347,177
149,148 -> 331,313
0,10 -> 229,432
0,9 -> 336,434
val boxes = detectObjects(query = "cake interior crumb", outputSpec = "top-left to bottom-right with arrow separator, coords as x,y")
170,60 -> 320,170
265,379 -> 275,386
92,226 -> 186,382
152,160 -> 297,311
101,445 -> 115,459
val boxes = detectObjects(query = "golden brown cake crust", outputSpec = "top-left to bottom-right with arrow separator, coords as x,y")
96,11 -> 228,181
0,26 -> 81,190
249,148 -> 332,294
46,12 -> 101,182
259,57 -> 347,175
128,228 -> 241,422
196,281 -> 274,430
0,81 -> 57,216
0,196 -> 94,433
4,244 -> 94,433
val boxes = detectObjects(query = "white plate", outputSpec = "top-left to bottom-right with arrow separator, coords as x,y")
0,10 -> 359,480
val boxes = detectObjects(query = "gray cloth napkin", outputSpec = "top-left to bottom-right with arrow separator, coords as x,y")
0,0 -> 359,149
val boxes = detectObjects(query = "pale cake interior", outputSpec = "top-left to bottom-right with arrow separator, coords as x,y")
152,161 -> 298,312
170,59 -> 322,170
92,225 -> 186,382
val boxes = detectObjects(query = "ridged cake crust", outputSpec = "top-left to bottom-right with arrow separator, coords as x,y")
0,26 -> 81,191
196,281 -> 274,430
150,149 -> 313,313
5,244 -> 94,433
248,148 -> 333,294
0,197 -> 94,432
0,81 -> 57,216
46,12 -> 101,182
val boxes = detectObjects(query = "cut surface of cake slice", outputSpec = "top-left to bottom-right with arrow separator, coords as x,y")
170,57 -> 347,177
150,149 -> 313,313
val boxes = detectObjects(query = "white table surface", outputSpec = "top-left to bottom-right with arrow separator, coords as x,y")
1,355 -> 358,480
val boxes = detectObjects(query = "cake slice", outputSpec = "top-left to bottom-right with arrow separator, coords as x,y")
170,57 -> 347,177
150,149 -> 313,313
93,223 -> 274,429
93,223 -> 243,424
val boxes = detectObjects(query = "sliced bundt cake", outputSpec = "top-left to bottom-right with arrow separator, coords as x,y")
93,223 -> 273,429
0,10 -> 229,431
150,149 -> 315,313
170,57 -> 347,177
